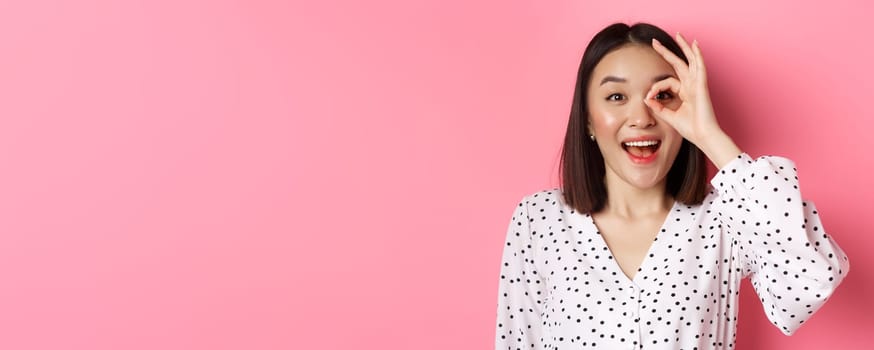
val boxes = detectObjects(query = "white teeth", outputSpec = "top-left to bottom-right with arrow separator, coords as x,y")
623,140 -> 659,147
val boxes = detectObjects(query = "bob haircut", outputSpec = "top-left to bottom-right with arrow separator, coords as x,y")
559,22 -> 708,214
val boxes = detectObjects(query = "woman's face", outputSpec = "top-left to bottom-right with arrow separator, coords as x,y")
586,43 -> 684,191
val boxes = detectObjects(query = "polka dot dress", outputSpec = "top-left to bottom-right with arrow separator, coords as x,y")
495,153 -> 849,350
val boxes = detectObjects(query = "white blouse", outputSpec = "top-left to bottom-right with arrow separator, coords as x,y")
495,153 -> 849,350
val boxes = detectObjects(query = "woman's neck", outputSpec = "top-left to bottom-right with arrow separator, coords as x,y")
601,174 -> 673,220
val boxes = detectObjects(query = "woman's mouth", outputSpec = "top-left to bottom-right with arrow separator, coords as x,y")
622,140 -> 661,164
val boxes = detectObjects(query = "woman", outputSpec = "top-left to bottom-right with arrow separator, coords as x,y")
495,22 -> 849,349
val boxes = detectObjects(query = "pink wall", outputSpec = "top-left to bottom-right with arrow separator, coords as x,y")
0,0 -> 870,349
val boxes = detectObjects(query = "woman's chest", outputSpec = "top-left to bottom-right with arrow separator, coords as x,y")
592,213 -> 667,280
533,209 -> 737,299
533,214 -> 742,345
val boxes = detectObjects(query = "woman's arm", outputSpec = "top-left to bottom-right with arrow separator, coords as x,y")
709,153 -> 849,335
647,32 -> 849,335
495,197 -> 548,349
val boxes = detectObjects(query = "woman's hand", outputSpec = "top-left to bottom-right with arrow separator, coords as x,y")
644,33 -> 741,169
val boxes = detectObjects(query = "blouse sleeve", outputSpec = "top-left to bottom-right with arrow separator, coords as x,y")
710,153 -> 850,335
495,197 -> 548,349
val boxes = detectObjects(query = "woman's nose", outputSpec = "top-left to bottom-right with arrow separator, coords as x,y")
628,100 -> 656,128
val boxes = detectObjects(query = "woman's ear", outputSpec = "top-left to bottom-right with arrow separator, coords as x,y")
586,122 -> 595,141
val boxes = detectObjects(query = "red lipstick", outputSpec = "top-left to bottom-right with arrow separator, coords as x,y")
621,136 -> 661,165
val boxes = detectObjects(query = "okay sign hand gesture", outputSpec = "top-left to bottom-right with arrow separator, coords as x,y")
644,33 -> 720,148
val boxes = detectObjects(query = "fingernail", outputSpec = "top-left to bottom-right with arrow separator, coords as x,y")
652,38 -> 661,46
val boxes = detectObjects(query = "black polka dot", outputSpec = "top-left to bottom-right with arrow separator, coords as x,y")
496,153 -> 849,349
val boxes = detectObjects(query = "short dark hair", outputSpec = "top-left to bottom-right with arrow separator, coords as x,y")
559,22 -> 708,214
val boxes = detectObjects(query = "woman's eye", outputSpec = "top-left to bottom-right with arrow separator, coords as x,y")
655,91 -> 673,100
606,93 -> 625,101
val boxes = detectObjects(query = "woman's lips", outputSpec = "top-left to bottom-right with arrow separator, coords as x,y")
622,141 -> 660,164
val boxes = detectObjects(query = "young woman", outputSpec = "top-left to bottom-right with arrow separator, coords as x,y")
495,22 -> 849,349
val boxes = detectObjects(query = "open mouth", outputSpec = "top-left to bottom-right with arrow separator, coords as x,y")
622,140 -> 661,162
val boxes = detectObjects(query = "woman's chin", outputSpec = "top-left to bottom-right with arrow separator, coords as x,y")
622,170 -> 667,190
604,157 -> 671,190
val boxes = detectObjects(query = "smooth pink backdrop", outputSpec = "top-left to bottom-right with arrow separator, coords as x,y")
0,0 -> 871,349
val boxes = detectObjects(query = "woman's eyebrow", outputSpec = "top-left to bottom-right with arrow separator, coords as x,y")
599,76 -> 626,86
599,73 -> 675,86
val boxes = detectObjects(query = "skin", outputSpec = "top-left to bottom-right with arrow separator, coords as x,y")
586,33 -> 742,280
587,44 -> 685,197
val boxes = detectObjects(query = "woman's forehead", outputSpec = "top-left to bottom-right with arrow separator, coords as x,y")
591,44 -> 675,86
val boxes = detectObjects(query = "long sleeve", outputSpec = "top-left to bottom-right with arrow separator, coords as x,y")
710,153 -> 850,335
495,198 -> 548,349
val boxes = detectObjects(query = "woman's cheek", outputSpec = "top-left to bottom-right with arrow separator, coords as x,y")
593,109 -> 623,129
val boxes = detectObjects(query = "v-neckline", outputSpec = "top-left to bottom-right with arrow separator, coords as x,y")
585,200 -> 679,285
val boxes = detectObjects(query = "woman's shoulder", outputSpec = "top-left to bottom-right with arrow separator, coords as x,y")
515,187 -> 566,206
511,187 -> 587,218
515,188 -> 718,214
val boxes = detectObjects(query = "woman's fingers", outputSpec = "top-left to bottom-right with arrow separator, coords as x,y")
647,35 -> 717,142
651,38 -> 689,81
644,77 -> 682,122
653,33 -> 704,83
674,32 -> 697,73
645,77 -> 681,101
691,40 -> 707,84
643,96 -> 673,119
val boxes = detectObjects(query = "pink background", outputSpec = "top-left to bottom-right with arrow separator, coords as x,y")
0,0 -> 871,349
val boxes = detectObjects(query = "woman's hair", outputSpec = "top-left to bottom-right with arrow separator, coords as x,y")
559,22 -> 708,214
